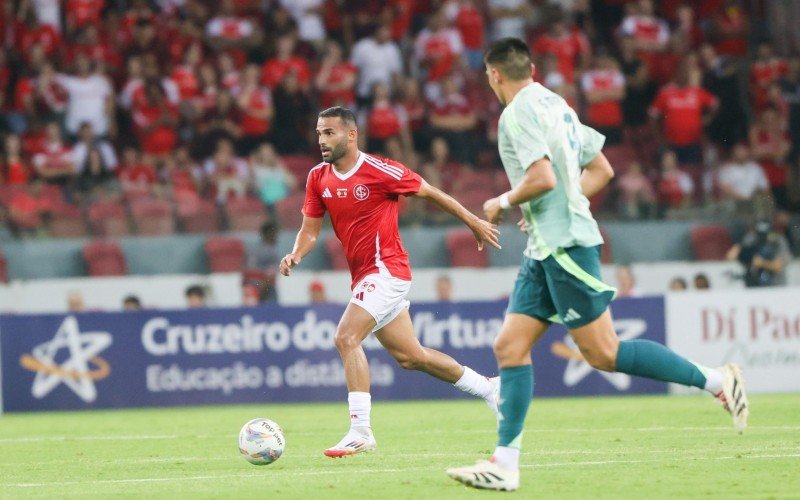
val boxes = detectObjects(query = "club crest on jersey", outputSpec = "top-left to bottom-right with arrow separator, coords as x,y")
337,188 -> 348,198
354,184 -> 370,200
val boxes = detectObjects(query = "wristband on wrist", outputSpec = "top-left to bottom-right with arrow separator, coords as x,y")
499,192 -> 512,210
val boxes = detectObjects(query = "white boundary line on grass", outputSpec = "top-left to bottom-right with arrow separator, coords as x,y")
4,453 -> 800,488
2,426 -> 800,444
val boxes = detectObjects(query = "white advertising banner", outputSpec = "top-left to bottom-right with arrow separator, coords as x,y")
666,288 -> 800,394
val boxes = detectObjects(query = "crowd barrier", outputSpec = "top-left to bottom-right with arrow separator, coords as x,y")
1,289 -> 797,413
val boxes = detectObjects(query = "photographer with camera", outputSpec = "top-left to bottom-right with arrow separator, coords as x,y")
726,220 -> 791,287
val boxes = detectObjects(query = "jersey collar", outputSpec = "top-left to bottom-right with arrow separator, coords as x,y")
331,151 -> 366,181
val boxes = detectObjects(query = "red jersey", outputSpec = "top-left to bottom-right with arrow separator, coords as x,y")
649,85 -> 717,146
318,62 -> 357,108
581,69 -> 625,127
302,152 -> 423,287
261,57 -> 311,89
532,29 -> 590,83
751,59 -> 788,109
455,6 -> 485,50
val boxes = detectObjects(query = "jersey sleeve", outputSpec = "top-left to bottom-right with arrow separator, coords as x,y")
386,160 -> 423,196
302,170 -> 325,218
509,103 -> 552,171
578,123 -> 606,167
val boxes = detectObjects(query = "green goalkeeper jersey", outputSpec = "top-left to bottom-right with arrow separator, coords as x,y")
497,82 -> 606,261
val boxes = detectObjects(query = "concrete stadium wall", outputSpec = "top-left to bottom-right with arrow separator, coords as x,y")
0,220 -> 757,280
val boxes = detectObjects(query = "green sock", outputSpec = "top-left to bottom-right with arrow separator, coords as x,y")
497,365 -> 533,448
616,340 -> 707,389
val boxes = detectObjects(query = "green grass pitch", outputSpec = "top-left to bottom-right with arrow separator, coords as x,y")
1,394 -> 798,498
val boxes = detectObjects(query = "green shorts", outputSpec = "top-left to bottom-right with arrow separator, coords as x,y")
507,245 -> 617,329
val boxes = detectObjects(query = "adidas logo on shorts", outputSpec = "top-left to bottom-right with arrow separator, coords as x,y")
563,308 -> 582,322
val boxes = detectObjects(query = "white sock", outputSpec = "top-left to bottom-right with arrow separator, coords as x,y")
492,446 -> 520,471
454,366 -> 492,399
348,391 -> 371,431
704,368 -> 724,395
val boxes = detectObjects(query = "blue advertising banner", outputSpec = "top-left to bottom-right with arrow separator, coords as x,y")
0,298 -> 666,412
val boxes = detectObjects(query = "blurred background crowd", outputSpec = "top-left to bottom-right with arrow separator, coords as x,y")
0,0 -> 798,242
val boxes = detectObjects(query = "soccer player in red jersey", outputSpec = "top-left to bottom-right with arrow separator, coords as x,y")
280,106 -> 502,458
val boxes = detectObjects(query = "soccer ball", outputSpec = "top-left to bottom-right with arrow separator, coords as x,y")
238,418 -> 285,465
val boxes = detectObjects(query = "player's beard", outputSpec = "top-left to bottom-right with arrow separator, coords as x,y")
326,140 -> 348,164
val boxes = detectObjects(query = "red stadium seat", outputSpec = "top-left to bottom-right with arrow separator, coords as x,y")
275,193 -> 306,230
446,228 -> 489,268
282,155 -> 318,184
177,199 -> 221,233
602,144 -> 638,175
0,250 -> 7,283
83,241 -> 127,276
49,204 -> 88,238
599,226 -> 613,264
205,236 -> 245,272
325,236 -> 348,270
87,201 -> 130,237
224,197 -> 267,232
690,225 -> 733,261
131,199 -> 175,235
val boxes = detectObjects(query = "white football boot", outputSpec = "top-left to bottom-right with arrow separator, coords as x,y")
486,376 -> 501,419
716,363 -> 749,434
446,459 -> 520,491
323,427 -> 377,458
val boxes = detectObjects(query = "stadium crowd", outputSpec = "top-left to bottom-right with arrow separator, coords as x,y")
0,0 -> 799,241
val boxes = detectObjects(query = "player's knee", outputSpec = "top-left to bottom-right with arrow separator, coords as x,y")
334,331 -> 360,354
581,346 -> 617,372
394,350 -> 426,371
493,336 -> 515,363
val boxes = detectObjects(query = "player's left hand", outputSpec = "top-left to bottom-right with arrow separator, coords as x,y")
470,218 -> 501,251
483,197 -> 504,224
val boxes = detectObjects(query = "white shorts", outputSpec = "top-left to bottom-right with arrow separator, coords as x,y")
350,274 -> 411,333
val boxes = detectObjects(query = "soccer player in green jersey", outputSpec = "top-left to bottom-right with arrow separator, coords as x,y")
446,38 -> 749,492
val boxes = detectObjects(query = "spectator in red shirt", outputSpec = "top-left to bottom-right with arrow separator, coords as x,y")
532,9 -> 591,84
218,52 -> 241,91
204,0 -> 261,53
132,81 -> 179,159
750,43 -> 788,112
649,59 -> 718,165
398,77 -> 429,151
117,147 -> 158,198
235,64 -> 274,155
8,72 -> 36,135
66,0 -> 104,34
414,9 -> 464,100
315,41 -> 357,109
619,0 -> 670,78
708,0 -> 749,57
19,13 -> 61,63
2,134 -> 30,185
430,76 -> 477,164
364,82 -> 410,159
8,180 -> 54,237
658,149 -> 694,209
170,42 -> 203,102
581,54 -> 626,144
448,0 -> 486,70
750,106 -> 791,209
203,138 -> 251,202
33,122 -> 75,185
616,161 -> 657,219
261,34 -> 311,90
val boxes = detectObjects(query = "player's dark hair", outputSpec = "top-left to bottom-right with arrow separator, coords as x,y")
318,106 -> 357,128
185,285 -> 205,298
484,38 -> 533,81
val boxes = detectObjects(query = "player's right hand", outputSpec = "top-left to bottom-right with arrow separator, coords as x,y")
470,219 -> 501,251
279,253 -> 301,276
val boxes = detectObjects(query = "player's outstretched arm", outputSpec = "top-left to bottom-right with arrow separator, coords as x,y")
414,180 -> 501,251
280,216 -> 323,276
483,157 -> 557,223
580,152 -> 615,198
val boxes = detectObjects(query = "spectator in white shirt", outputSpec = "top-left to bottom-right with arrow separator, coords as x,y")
488,0 -> 530,41
351,24 -> 403,105
57,55 -> 114,138
280,0 -> 325,46
717,142 -> 770,210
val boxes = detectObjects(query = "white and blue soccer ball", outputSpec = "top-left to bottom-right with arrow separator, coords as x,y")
238,418 -> 285,465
